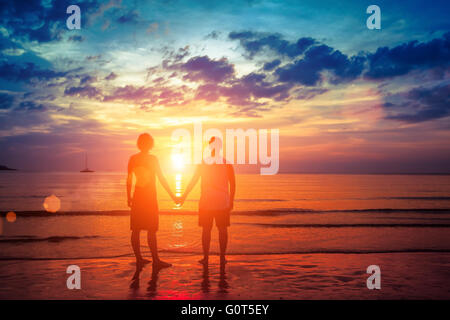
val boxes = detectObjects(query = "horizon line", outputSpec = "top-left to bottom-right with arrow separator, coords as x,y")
1,169 -> 450,175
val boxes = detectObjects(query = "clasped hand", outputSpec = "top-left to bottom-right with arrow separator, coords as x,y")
173,194 -> 185,206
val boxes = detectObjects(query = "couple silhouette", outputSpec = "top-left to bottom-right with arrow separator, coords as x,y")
127,133 -> 235,276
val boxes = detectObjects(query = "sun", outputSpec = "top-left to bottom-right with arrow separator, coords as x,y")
171,153 -> 185,171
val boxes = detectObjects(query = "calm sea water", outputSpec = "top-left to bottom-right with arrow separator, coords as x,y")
1,172 -> 450,212
0,172 -> 449,259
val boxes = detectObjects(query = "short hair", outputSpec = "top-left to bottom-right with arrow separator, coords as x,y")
137,133 -> 154,152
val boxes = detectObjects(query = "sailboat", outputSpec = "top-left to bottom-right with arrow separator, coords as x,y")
80,153 -> 95,173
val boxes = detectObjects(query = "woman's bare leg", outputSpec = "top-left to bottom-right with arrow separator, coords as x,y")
147,231 -> 172,268
131,230 -> 142,263
131,230 -> 150,265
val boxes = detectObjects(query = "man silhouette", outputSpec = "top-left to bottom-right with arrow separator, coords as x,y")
179,136 -> 235,266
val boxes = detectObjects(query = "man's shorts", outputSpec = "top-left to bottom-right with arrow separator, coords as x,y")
199,209 -> 231,228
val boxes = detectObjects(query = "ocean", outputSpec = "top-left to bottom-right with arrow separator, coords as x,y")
1,172 -> 450,257
0,172 -> 449,299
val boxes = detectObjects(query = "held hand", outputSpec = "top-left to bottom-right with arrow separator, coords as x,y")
127,198 -> 133,208
177,195 -> 186,206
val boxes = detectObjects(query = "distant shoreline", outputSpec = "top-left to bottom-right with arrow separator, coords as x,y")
0,165 -> 16,171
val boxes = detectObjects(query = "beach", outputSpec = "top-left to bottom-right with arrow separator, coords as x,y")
1,173 -> 450,299
0,252 -> 449,299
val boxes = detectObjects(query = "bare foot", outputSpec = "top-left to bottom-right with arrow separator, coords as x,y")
132,265 -> 142,280
138,258 -> 151,265
198,258 -> 209,266
129,278 -> 139,289
153,259 -> 172,269
131,270 -> 140,281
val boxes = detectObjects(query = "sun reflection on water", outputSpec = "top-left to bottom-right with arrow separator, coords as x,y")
175,173 -> 182,197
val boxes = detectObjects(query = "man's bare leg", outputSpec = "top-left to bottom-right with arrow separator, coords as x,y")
218,226 -> 228,264
147,231 -> 171,268
199,225 -> 212,265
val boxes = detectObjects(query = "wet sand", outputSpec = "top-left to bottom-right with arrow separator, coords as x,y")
0,252 -> 449,299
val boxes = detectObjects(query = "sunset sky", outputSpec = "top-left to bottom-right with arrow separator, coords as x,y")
0,0 -> 449,173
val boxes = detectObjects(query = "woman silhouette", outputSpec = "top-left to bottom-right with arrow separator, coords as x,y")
127,133 -> 175,271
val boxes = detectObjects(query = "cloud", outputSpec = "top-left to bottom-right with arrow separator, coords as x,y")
0,93 -> 14,109
385,84 -> 450,123
163,46 -> 190,63
194,71 -> 293,113
105,72 -> 118,80
64,85 -> 102,99
205,31 -> 220,39
231,31 -> 450,86
17,101 -> 48,112
68,35 -> 85,42
177,56 -> 235,83
103,84 -> 189,107
80,75 -> 97,85
294,87 -> 328,100
229,31 -> 315,58
86,54 -> 102,61
263,59 -> 281,71
365,32 -> 450,79
117,10 -> 140,24
0,33 -> 22,51
229,31 -> 365,86
275,45 -> 365,86
0,0 -> 100,43
103,85 -> 155,103
0,106 -> 51,132
0,62 -> 69,82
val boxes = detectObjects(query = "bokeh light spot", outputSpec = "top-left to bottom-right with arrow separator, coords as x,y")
6,211 -> 16,223
43,194 -> 61,213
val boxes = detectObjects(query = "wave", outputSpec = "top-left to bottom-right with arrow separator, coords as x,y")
0,195 -> 63,199
236,208 -> 450,216
1,249 -> 449,261
296,196 -> 450,201
3,208 -> 450,217
235,223 -> 450,228
2,208 -> 450,217
387,196 -> 450,200
0,235 -> 99,243
235,198 -> 286,202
